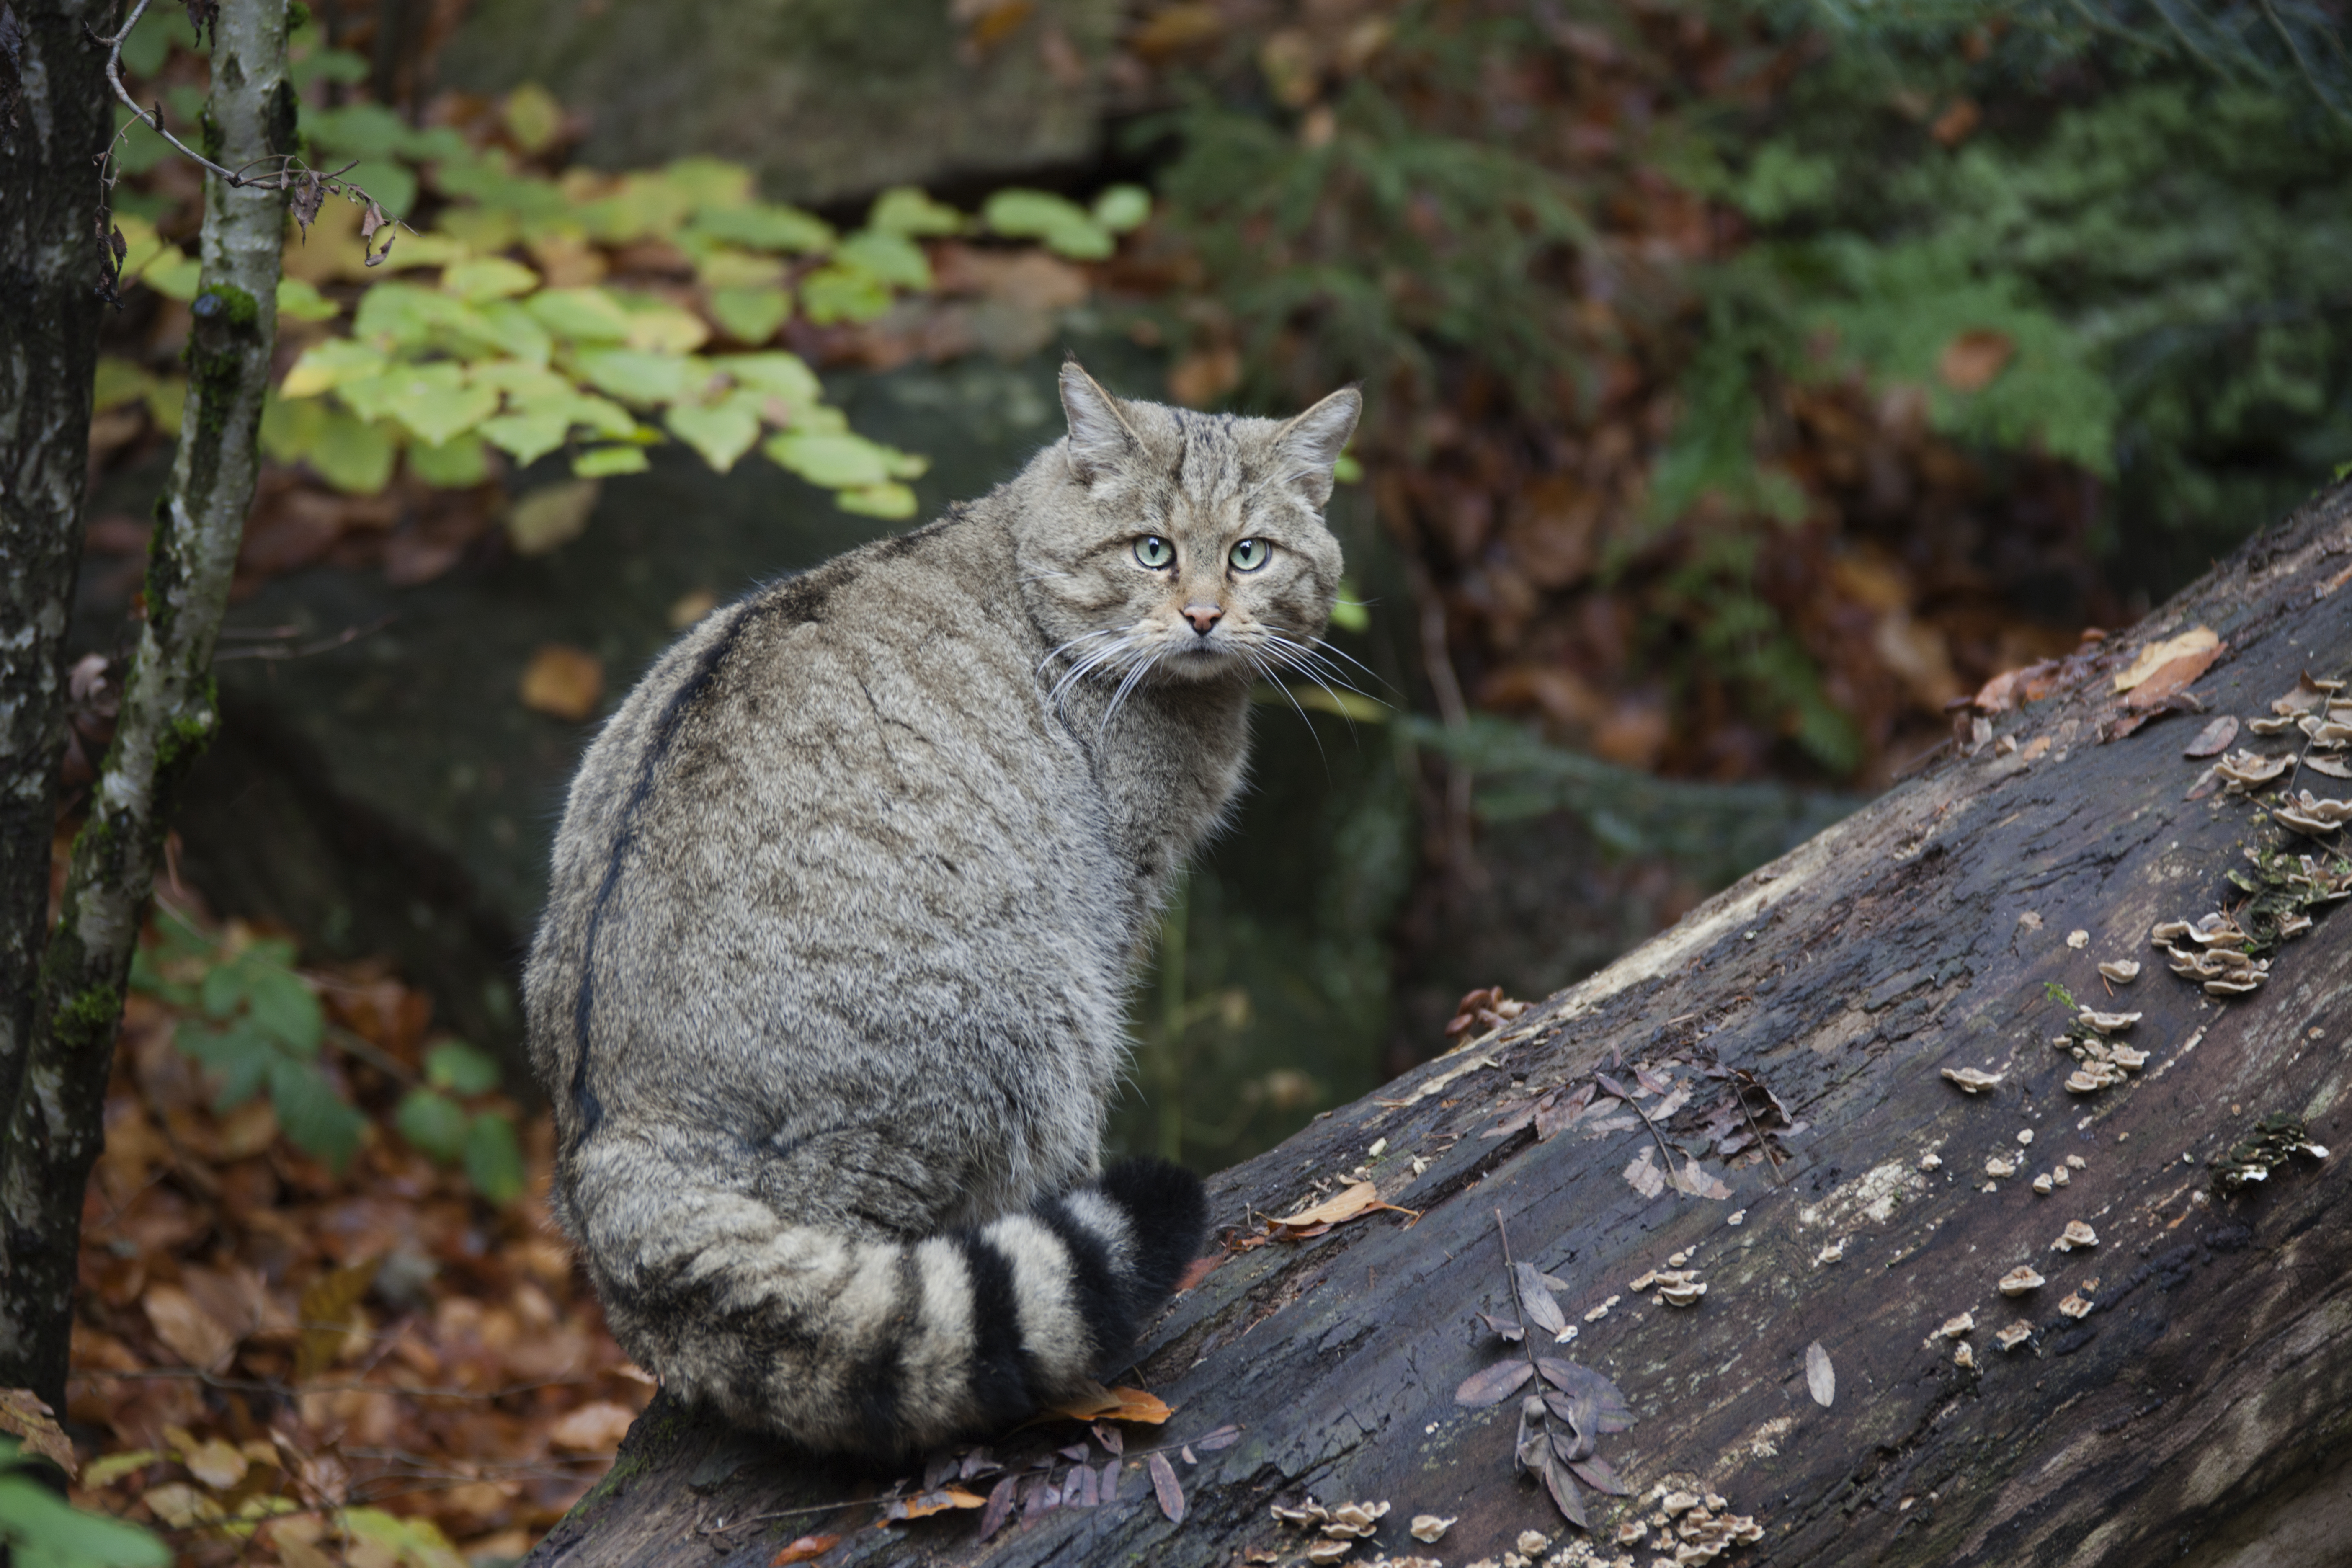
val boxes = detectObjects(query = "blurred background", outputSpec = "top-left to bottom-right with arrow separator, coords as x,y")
70,0 -> 2351,1173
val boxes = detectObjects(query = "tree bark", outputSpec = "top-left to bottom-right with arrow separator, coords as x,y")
2,0 -> 288,1405
521,480 -> 2352,1568
0,0 -> 113,1255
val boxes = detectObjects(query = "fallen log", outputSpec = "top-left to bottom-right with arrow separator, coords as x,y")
526,482 -> 2352,1568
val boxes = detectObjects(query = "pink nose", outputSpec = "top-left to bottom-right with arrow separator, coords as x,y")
1182,603 -> 1223,635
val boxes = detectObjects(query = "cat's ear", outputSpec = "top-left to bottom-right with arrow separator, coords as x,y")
1272,385 -> 1362,508
1060,359 -> 1145,485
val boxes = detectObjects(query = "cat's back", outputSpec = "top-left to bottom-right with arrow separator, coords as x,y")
525,503 -> 1129,1147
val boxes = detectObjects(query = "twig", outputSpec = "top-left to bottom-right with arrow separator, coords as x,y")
1732,1079 -> 1787,1186
1493,1208 -> 1545,1383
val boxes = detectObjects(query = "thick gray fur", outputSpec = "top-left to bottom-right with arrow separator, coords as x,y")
524,362 -> 1361,1455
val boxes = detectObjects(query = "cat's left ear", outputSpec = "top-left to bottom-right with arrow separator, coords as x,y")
1274,385 -> 1362,508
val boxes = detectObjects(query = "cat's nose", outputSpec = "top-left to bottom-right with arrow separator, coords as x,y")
1181,603 -> 1224,635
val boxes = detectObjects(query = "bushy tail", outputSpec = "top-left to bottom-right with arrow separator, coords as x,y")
583,1156 -> 1208,1457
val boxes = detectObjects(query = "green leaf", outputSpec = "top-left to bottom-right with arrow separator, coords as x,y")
267,1058 -> 365,1171
477,411 -> 569,467
463,1113 -> 528,1205
618,298 -> 711,355
685,202 -> 835,254
836,481 -> 918,519
573,445 -> 650,477
457,301 -> 554,364
408,432 -> 490,487
1092,183 -> 1152,234
424,1040 -> 502,1094
441,255 -> 540,302
663,156 -> 757,211
798,265 -> 892,325
667,401 -> 761,472
142,253 -> 203,302
869,186 -> 966,237
92,357 -> 157,413
501,82 -> 564,155
574,347 -> 692,406
764,430 -> 903,488
306,408 -> 400,493
394,1088 -> 469,1162
707,285 -> 791,345
836,230 -> 931,291
175,1020 -> 276,1112
982,189 -> 1113,260
240,962 -> 323,1056
713,351 -> 822,408
1332,452 -> 1363,484
524,286 -> 635,343
377,364 -> 501,446
275,277 -> 340,323
281,338 -> 391,398
352,281 -> 470,348
0,1470 -> 172,1568
1328,583 -> 1369,633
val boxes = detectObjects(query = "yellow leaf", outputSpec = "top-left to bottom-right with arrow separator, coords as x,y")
1271,1179 -> 1418,1230
295,1259 -> 381,1385
0,1388 -> 76,1475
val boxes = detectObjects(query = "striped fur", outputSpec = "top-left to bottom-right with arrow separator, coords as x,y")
524,364 -> 1357,1455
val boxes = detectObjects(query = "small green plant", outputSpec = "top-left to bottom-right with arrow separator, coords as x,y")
0,1438 -> 169,1568
2043,979 -> 2079,1010
131,916 -> 522,1199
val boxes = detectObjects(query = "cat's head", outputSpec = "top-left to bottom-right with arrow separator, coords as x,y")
1017,360 -> 1360,699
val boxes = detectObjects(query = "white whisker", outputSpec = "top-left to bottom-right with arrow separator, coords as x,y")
1247,650 -> 1328,766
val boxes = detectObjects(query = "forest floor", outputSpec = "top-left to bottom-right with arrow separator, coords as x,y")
54,868 -> 645,1568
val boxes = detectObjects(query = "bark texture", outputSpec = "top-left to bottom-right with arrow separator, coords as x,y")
525,481 -> 2352,1568
0,0 -> 113,1246
2,0 -> 288,1403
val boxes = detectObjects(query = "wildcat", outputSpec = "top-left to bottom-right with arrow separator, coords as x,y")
524,361 -> 1361,1456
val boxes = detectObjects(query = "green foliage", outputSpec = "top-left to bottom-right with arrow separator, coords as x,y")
0,1441 -> 170,1568
1692,62 -> 2352,588
103,36 -> 1147,522
1153,53 -> 1589,407
132,921 -> 523,1200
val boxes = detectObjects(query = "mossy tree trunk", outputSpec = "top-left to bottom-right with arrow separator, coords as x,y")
525,484 -> 2352,1568
1,0 -> 290,1405
0,0 -> 116,1302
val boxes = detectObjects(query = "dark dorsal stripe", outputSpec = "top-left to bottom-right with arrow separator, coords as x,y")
569,579 -> 830,1132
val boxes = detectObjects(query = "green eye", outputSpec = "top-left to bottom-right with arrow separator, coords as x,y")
1229,538 -> 1270,572
1135,536 -> 1174,569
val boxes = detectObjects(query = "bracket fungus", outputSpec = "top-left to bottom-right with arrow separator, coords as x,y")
2097,959 -> 2141,983
1942,1066 -> 2004,1094
2275,790 -> 2352,838
1996,1322 -> 2035,1351
1939,1311 -> 1975,1339
2076,1008 -> 2142,1034
2214,750 -> 2294,789
2054,1220 -> 2099,1251
1984,1156 -> 2017,1179
1998,1265 -> 2045,1296
2058,1292 -> 2094,1320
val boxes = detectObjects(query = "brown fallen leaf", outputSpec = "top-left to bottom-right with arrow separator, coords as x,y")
1622,1145 -> 1667,1199
547,1400 -> 637,1453
977,1474 -> 1019,1542
0,1389 -> 77,1476
1268,1180 -> 1420,1234
1147,1449 -> 1186,1523
1174,1253 -> 1223,1293
521,643 -> 605,722
1938,328 -> 2012,392
884,1486 -> 988,1522
2113,627 -> 2219,692
1455,1358 -> 1536,1408
1042,1383 -> 1173,1425
2183,715 -> 2239,758
144,1283 -> 237,1372
770,1534 -> 841,1565
2123,641 -> 2225,710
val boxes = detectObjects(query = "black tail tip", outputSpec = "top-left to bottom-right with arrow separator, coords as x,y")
1097,1156 -> 1209,1300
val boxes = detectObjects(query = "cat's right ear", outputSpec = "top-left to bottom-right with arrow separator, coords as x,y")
1060,359 -> 1145,485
